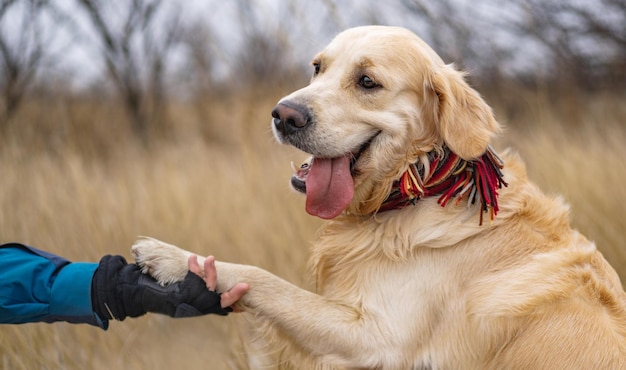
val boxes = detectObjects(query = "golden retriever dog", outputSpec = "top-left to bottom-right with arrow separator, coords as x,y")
131,26 -> 626,369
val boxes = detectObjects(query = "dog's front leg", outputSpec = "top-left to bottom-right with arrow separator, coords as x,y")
213,262 -> 398,368
132,237 -> 394,368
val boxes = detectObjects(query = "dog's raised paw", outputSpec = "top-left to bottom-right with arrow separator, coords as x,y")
131,237 -> 190,285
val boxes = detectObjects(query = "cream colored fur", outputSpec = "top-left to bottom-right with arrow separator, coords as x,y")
131,26 -> 626,369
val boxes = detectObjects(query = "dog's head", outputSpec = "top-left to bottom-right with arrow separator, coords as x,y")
272,26 -> 499,219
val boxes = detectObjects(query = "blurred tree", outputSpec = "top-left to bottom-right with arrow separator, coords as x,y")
0,0 -> 47,124
177,20 -> 217,99
401,0 -> 626,91
227,0 -> 316,88
402,0 -> 474,67
76,0 -> 182,140
519,0 -> 626,89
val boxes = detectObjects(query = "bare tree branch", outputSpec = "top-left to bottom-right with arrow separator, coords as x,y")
76,0 -> 182,141
515,0 -> 626,88
0,0 -> 49,124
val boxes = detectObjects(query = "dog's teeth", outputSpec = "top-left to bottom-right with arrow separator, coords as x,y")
291,160 -> 311,173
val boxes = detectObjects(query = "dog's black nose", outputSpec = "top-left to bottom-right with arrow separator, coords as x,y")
271,102 -> 311,136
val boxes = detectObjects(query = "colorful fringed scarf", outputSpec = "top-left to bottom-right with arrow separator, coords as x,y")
379,146 -> 508,225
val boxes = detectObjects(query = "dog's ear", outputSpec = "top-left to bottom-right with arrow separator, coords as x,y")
428,65 -> 499,160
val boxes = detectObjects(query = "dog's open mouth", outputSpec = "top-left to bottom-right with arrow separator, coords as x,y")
290,134 -> 378,219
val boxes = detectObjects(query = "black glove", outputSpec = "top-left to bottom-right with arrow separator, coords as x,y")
91,255 -> 231,321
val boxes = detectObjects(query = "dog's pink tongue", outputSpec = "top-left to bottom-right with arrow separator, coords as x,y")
306,155 -> 354,219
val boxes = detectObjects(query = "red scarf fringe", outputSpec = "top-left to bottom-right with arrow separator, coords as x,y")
379,146 -> 507,225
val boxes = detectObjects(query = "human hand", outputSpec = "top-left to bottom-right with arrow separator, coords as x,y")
91,255 -> 236,321
187,255 -> 249,311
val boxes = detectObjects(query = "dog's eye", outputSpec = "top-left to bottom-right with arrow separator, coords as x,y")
313,63 -> 321,76
359,75 -> 378,89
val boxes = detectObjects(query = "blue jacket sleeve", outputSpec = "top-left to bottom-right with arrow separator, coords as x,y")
0,243 -> 108,329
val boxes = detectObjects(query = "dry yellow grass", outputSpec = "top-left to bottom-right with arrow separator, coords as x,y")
0,89 -> 624,369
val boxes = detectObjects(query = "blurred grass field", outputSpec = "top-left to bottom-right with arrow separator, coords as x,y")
0,88 -> 625,369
